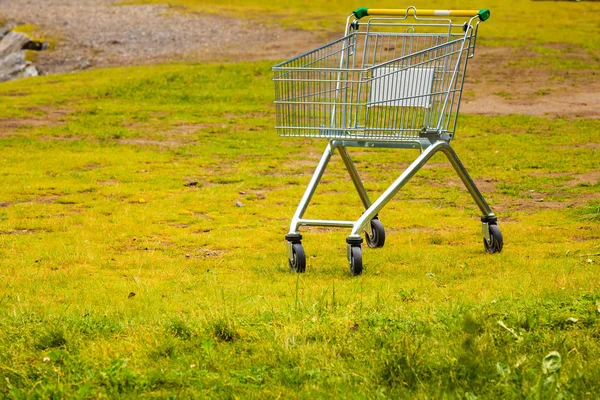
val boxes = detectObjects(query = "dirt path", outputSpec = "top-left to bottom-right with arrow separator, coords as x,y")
1,0 -> 598,118
0,0 -> 320,73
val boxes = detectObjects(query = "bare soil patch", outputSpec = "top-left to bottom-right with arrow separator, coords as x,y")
118,138 -> 188,148
461,46 -> 600,118
0,107 -> 69,136
527,171 -> 600,188
0,0 -> 597,118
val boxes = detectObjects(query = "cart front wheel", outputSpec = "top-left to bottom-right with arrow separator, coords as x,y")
365,218 -> 386,248
484,224 -> 503,254
349,246 -> 363,276
289,243 -> 306,273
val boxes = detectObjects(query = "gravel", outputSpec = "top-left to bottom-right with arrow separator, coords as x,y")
0,0 -> 317,74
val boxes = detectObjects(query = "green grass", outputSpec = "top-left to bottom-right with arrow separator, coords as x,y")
1,60 -> 599,397
1,3 -> 599,396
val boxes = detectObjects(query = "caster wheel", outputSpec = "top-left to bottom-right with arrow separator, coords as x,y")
349,246 -> 363,276
289,243 -> 306,273
484,224 -> 503,254
365,218 -> 386,248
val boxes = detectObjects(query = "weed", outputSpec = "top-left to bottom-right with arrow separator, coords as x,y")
165,318 -> 193,340
493,90 -> 513,99
149,337 -> 178,360
35,328 -> 68,350
99,359 -> 140,395
379,338 -> 427,390
210,318 -> 239,342
576,200 -> 600,222
536,88 -> 552,96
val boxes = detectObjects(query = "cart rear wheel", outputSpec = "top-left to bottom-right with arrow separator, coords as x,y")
365,218 -> 386,248
349,246 -> 363,276
289,243 -> 306,273
484,224 -> 503,254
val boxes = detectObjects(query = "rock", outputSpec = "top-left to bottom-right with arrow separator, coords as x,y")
0,51 -> 38,82
0,31 -> 31,58
0,27 -> 47,82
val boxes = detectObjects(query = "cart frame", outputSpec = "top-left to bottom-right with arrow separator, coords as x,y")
273,7 -> 503,275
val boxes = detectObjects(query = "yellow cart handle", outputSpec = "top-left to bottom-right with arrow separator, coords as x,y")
353,7 -> 490,21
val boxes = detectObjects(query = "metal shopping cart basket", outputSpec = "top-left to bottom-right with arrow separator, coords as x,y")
272,6 -> 503,275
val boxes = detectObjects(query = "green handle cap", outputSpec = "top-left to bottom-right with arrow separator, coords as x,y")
353,7 -> 369,19
478,9 -> 491,21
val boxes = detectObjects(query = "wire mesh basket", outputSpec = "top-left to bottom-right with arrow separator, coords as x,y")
273,10 -> 481,141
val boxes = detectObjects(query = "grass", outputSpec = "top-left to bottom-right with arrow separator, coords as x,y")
1,59 -> 599,397
576,200 -> 600,222
1,0 -> 600,396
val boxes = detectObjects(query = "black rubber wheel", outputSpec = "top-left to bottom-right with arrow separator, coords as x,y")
484,224 -> 503,254
365,218 -> 386,248
289,243 -> 306,273
349,246 -> 363,276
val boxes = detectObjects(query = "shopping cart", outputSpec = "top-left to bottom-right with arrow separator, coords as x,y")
273,6 -> 503,275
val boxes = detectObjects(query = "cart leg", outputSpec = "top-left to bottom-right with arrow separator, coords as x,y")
287,142 -> 334,235
346,141 -> 501,263
285,142 -> 335,271
441,144 -> 494,218
441,146 -> 503,253
348,141 -> 448,239
336,144 -> 372,210
336,144 -> 385,245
